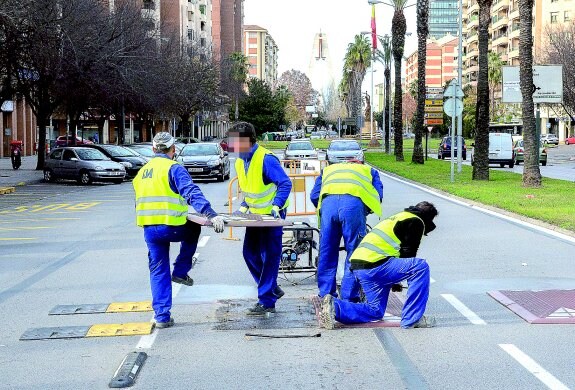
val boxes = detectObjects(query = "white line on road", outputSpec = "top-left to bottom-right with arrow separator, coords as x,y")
197,236 -> 210,247
430,277 -> 436,284
499,344 -> 570,390
232,197 -> 237,201
441,293 -> 486,325
136,253 -> 199,350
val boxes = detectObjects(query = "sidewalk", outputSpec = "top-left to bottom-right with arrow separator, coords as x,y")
0,156 -> 44,187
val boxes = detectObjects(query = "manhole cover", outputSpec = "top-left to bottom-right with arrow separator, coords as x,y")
488,289 -> 575,324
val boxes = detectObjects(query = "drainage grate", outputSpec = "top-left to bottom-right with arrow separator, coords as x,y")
488,289 -> 575,324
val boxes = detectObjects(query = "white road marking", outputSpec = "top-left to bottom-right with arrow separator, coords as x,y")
136,253 -> 198,350
197,236 -> 210,247
430,277 -> 436,284
441,293 -> 486,325
499,344 -> 570,390
232,197 -> 237,201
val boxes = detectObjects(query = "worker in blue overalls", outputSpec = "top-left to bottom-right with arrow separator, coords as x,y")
310,160 -> 383,302
133,132 -> 225,328
320,201 -> 438,329
230,122 -> 292,315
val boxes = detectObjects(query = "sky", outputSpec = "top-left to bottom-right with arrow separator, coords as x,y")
244,0 -> 419,89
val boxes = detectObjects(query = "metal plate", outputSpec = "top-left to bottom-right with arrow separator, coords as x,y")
85,322 -> 154,337
20,326 -> 91,340
188,213 -> 293,227
49,304 -> 110,315
106,301 -> 152,313
488,289 -> 575,324
311,295 -> 402,328
214,299 -> 317,330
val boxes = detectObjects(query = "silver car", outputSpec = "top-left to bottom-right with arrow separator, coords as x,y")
284,139 -> 319,164
326,140 -> 365,164
44,147 -> 126,184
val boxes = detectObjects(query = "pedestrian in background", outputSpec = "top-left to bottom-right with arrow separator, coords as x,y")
133,132 -> 225,328
230,122 -> 292,315
310,160 -> 383,302
320,201 -> 438,330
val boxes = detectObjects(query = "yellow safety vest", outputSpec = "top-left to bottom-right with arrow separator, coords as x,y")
351,211 -> 424,264
235,145 -> 287,215
133,157 -> 188,227
317,163 -> 382,217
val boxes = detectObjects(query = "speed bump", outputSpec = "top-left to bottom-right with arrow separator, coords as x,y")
20,322 -> 154,340
106,301 -> 152,313
0,187 -> 15,195
49,301 -> 152,315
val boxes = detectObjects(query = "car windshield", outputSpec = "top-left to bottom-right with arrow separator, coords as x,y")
444,137 -> 465,145
129,146 -> 155,157
329,142 -> 360,151
76,148 -> 108,161
102,145 -> 138,157
181,144 -> 218,156
288,142 -> 313,151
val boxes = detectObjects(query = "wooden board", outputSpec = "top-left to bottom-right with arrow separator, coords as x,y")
188,213 -> 293,227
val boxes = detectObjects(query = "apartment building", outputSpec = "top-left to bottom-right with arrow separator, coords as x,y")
243,25 -> 278,86
429,0 -> 459,39
212,0 -> 244,62
405,35 -> 459,88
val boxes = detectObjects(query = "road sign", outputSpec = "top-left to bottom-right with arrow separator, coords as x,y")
425,93 -> 444,100
344,117 -> 356,125
502,65 -> 563,103
427,126 -> 433,133
426,87 -> 443,93
444,80 -> 465,98
424,112 -> 443,119
425,99 -> 443,106
444,98 -> 463,117
425,106 -> 444,112
425,119 -> 444,125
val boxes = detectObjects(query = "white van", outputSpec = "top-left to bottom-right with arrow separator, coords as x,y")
471,132 -> 514,168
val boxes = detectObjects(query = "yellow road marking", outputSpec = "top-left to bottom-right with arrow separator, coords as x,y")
86,323 -> 154,337
0,226 -> 51,231
0,187 -> 15,194
0,238 -> 36,241
106,301 -> 153,313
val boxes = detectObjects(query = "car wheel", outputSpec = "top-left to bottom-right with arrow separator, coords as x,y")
499,163 -> 505,168
509,160 -> 514,168
217,166 -> 224,182
44,169 -> 55,182
566,140 -> 570,145
78,170 -> 92,185
515,159 -> 520,165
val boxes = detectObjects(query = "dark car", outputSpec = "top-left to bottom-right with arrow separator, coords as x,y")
77,144 -> 147,178
55,136 -> 93,147
438,136 -> 467,160
175,142 -> 230,181
44,147 -> 126,184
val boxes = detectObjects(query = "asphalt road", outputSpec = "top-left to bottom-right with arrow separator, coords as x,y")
1,158 -> 574,389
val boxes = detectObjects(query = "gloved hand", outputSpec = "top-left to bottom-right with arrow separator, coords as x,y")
209,215 -> 225,233
270,205 -> 281,219
232,206 -> 249,216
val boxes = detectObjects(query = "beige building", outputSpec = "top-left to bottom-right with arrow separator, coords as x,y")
243,25 -> 278,86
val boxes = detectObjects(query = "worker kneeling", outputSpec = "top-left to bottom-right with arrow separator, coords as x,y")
319,201 -> 438,329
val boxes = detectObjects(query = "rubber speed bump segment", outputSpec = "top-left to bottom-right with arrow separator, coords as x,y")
109,352 -> 147,388
0,187 -> 15,195
86,322 -> 154,337
20,326 -> 91,340
106,301 -> 152,313
49,301 -> 152,315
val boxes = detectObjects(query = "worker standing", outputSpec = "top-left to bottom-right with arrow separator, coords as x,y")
320,201 -> 438,329
230,122 -> 292,315
310,161 -> 383,302
133,132 -> 225,328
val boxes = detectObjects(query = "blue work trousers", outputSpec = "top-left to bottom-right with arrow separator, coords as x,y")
334,257 -> 430,328
243,226 -> 283,308
317,195 -> 366,300
144,221 -> 201,322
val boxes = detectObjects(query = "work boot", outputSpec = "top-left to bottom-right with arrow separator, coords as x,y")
274,286 -> 285,299
155,317 -> 175,329
171,274 -> 194,286
409,315 -> 436,329
246,303 -> 276,316
320,295 -> 336,330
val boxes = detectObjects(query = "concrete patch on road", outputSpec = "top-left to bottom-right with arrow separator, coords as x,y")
489,289 -> 575,324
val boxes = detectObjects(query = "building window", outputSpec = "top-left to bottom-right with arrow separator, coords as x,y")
550,12 -> 558,23
565,11 -> 571,21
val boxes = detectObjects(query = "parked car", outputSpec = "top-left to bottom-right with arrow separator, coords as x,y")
438,136 -> 467,160
176,142 -> 230,181
283,139 -> 318,165
77,144 -> 147,178
326,140 -> 365,164
513,138 -> 547,166
470,132 -> 514,168
44,147 -> 125,184
565,135 -> 575,145
55,136 -> 93,147
540,133 -> 559,145
123,144 -> 155,161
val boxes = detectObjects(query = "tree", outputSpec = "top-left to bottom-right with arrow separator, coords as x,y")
391,0 -> 409,161
412,0 -> 430,164
462,85 -> 478,138
277,70 -> 314,112
220,52 -> 248,121
239,78 -> 287,135
375,35 -> 393,153
519,0 -> 541,187
343,35 -> 371,133
472,0 -> 493,180
488,52 -> 503,121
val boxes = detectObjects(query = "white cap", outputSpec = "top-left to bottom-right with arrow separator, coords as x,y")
152,132 -> 175,149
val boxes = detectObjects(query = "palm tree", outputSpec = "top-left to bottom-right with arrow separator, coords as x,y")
518,0 -> 541,187
412,0 -> 429,164
488,52 -> 503,121
472,0 -> 493,180
375,35 -> 392,153
343,34 -> 371,133
391,0 -> 409,161
228,52 -> 248,121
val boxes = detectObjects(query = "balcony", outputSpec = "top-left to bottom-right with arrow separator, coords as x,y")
492,0 -> 509,12
468,2 -> 480,13
492,14 -> 509,29
508,48 -> 519,58
468,14 -> 479,28
499,53 -> 508,62
509,7 -> 519,21
509,24 -> 520,38
492,33 -> 508,48
466,33 -> 478,44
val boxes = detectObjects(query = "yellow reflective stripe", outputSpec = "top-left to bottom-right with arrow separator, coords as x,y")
136,196 -> 187,206
243,184 -> 277,199
357,242 -> 390,256
136,209 -> 188,217
370,228 -> 400,251
323,168 -> 371,184
322,178 -> 380,202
